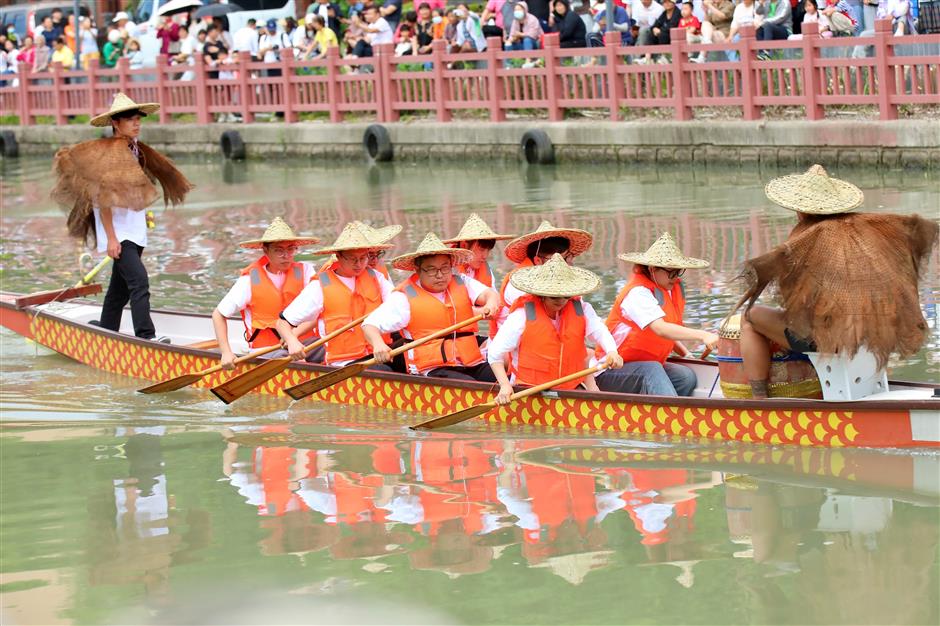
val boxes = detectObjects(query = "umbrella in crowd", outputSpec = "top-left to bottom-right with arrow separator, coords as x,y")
193,2 -> 244,19
156,0 -> 205,17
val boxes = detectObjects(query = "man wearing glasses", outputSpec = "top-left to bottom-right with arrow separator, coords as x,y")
276,222 -> 396,367
362,233 -> 500,380
213,218 -> 321,369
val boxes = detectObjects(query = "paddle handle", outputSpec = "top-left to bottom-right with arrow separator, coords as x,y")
508,364 -> 607,403
365,314 -> 486,366
74,256 -> 112,288
700,348 -> 712,361
196,342 -> 285,378
301,313 -> 370,357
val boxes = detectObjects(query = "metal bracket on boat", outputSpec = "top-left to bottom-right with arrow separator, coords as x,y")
541,391 -> 560,399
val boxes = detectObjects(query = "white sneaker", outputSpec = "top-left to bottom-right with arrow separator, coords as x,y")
690,54 -> 706,63
521,61 -> 536,69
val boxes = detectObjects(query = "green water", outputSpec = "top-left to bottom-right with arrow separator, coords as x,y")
1,157 -> 938,624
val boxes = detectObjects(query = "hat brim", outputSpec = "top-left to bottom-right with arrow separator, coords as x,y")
311,242 -> 393,256
238,237 -> 322,250
617,252 -> 710,269
90,102 -> 161,127
503,228 -> 593,264
764,175 -> 863,214
510,264 -> 601,298
442,233 -> 515,244
368,224 -> 403,244
391,247 -> 473,272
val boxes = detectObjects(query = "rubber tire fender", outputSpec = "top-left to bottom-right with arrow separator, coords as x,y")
521,129 -> 554,165
220,130 -> 246,160
0,130 -> 19,158
363,124 -> 393,162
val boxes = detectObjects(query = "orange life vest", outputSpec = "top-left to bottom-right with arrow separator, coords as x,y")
373,262 -> 391,279
397,273 -> 483,374
319,267 -> 385,364
241,256 -> 309,348
512,295 -> 588,390
602,273 -> 685,364
457,261 -> 496,288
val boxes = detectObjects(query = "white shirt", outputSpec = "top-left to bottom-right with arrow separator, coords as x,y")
259,31 -> 291,62
608,285 -> 667,348
93,207 -> 147,252
367,17 -> 393,44
233,25 -> 260,56
631,0 -> 665,27
496,280 -> 526,329
216,261 -> 317,327
488,300 -> 618,379
732,2 -> 757,26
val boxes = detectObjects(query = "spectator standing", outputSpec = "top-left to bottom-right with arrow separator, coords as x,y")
173,25 -> 197,79
126,38 -> 145,70
51,36 -> 75,68
33,35 -> 52,73
0,40 -> 14,87
36,16 -> 57,43
482,0 -> 514,37
233,18 -> 260,59
156,17 -> 180,58
49,9 -> 66,42
381,0 -> 404,31
78,17 -> 99,70
17,36 -> 35,73
505,1 -> 544,51
550,0 -> 588,46
102,29 -> 124,68
527,0 -> 554,28
259,18 -> 291,65
287,17 -> 307,56
112,12 -> 138,39
755,0 -> 793,41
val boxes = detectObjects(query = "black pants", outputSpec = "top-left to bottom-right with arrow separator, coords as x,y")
99,240 -> 155,339
426,362 -> 497,382
352,40 -> 374,57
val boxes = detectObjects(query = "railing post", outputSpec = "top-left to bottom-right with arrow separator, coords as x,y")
799,21 -> 823,120
17,62 -> 31,125
485,36 -> 505,121
669,27 -> 692,120
192,52 -> 211,125
236,52 -> 254,123
325,45 -> 343,123
543,32 -> 563,121
431,39 -> 452,122
85,57 -> 98,120
737,24 -> 761,120
155,54 -> 170,123
117,56 -> 129,95
604,31 -> 621,121
873,18 -> 898,121
280,53 -> 297,122
377,42 -> 398,122
51,62 -> 66,125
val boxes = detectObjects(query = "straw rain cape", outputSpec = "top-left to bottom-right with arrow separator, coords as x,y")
736,213 -> 938,368
51,137 -> 193,246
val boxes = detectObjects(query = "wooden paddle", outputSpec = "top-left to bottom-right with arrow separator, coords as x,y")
412,363 -> 608,431
137,342 -> 284,394
211,313 -> 370,404
284,314 -> 486,401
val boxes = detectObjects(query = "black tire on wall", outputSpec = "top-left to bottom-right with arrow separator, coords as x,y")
363,124 -> 393,162
0,130 -> 19,158
521,129 -> 554,165
220,130 -> 246,160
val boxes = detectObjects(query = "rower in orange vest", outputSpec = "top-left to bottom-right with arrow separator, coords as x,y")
362,233 -> 500,381
597,233 -> 718,397
487,254 -> 627,403
275,222 -> 396,366
212,217 -> 321,369
317,220 -> 401,280
443,213 -> 515,289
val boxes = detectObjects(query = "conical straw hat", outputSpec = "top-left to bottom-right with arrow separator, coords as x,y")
238,217 -> 321,249
442,213 -> 514,244
618,233 -> 710,269
90,92 -> 160,127
509,254 -> 600,298
503,220 -> 593,264
312,222 -> 393,256
391,232 -> 473,272
764,164 -> 863,214
351,220 -> 402,245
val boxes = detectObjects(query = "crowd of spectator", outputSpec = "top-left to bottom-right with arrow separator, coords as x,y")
0,0 -> 932,87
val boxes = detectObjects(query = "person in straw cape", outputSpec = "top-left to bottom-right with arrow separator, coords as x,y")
275,222 -> 396,367
443,213 -> 515,288
51,93 -> 192,341
212,217 -> 321,369
737,164 -> 938,399
362,233 -> 501,380
318,220 -> 401,279
487,254 -> 626,405
599,233 -> 719,397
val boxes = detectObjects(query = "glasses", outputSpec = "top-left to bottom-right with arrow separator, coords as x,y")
338,252 -> 370,265
419,265 -> 453,277
368,250 -> 387,260
656,267 -> 686,279
269,246 -> 299,256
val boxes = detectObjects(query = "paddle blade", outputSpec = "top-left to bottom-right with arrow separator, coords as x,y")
412,402 -> 498,431
284,362 -> 369,400
211,357 -> 292,404
137,373 -> 204,394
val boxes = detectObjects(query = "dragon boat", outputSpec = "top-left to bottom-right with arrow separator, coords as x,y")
2,289 -> 938,449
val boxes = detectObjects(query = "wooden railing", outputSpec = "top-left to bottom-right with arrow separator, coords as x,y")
2,19 -> 937,124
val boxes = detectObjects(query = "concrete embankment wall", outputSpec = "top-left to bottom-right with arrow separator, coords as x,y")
6,120 -> 940,169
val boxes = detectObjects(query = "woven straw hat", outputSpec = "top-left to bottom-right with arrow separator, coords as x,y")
351,220 -> 402,245
443,213 -> 514,244
312,222 -> 393,256
510,253 -> 601,298
391,232 -> 473,272
618,233 -> 710,269
238,217 -> 321,249
503,220 -> 593,264
90,92 -> 160,127
764,164 -> 864,214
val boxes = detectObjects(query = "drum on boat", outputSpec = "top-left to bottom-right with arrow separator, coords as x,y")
717,314 -> 823,399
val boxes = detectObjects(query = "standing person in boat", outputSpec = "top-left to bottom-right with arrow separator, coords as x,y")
487,254 -> 630,405
736,164 -> 938,399
51,93 -> 192,342
275,222 -> 396,366
443,213 -> 515,288
212,218 -> 321,369
600,233 -> 719,397
362,233 -> 501,380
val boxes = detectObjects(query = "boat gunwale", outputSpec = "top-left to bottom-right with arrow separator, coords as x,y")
5,295 -> 939,412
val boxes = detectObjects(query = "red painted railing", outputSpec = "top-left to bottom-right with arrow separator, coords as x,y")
2,19 -> 937,124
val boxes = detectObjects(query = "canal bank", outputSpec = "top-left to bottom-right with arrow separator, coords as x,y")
4,120 -> 940,169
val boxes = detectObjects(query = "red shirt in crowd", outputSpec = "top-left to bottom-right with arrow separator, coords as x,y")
678,15 -> 701,34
